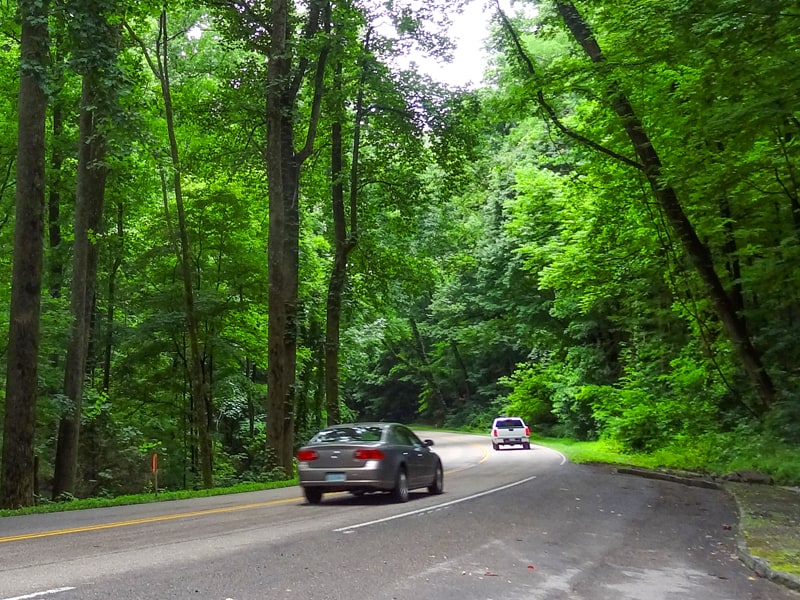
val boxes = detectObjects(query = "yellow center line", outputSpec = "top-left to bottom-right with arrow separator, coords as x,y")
0,496 -> 300,544
443,442 -> 489,475
2,442 -> 490,544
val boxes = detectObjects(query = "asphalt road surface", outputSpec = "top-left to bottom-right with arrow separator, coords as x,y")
0,431 -> 797,600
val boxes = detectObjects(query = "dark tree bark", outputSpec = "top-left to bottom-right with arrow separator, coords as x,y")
103,201 -> 124,394
266,0 -> 329,474
126,13 -> 214,488
52,74 -> 109,498
450,340 -> 472,406
409,318 -> 448,423
1,0 -> 49,509
325,34 -> 368,424
719,196 -> 745,317
48,98 -> 64,299
552,1 -> 775,413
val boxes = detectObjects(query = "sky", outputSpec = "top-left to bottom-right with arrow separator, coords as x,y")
396,0 -> 531,88
410,1 -> 496,88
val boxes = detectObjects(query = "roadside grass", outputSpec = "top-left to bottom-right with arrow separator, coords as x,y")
533,435 -> 800,486
0,478 -> 298,519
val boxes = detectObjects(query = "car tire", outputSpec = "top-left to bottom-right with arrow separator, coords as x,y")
523,442 -> 531,450
304,487 -> 323,504
391,467 -> 409,503
492,441 -> 499,450
428,460 -> 444,495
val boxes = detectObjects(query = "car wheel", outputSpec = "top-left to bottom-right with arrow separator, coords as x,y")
492,442 -> 500,450
428,460 -> 444,495
391,467 -> 409,503
523,442 -> 531,450
304,487 -> 323,504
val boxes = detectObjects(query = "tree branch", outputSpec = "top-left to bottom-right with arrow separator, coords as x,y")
493,0 -> 644,171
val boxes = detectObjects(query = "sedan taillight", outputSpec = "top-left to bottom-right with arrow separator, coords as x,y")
297,449 -> 319,461
353,448 -> 385,460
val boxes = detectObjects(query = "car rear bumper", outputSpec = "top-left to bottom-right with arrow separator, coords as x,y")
298,461 -> 396,491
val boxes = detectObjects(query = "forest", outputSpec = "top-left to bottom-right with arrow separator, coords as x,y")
1,0 -> 799,509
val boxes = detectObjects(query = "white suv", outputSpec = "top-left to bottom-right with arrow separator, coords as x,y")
491,417 -> 531,450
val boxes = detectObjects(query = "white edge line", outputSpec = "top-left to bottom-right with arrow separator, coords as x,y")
537,444 -> 568,466
3,588 -> 76,600
333,475 -> 538,532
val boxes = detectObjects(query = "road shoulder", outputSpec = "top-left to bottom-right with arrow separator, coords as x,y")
613,466 -> 800,593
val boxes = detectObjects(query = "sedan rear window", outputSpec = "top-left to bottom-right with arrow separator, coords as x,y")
495,419 -> 524,428
311,426 -> 384,443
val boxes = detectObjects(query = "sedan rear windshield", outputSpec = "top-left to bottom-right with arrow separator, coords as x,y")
311,426 -> 384,443
495,419 -> 524,428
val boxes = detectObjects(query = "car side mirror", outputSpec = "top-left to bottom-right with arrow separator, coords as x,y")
424,439 -> 434,447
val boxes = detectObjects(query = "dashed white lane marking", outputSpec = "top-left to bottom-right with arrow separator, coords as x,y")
2,587 -> 75,600
333,475 -> 539,532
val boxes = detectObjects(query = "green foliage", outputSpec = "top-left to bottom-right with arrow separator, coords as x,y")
499,363 -> 555,427
3,0 -> 800,503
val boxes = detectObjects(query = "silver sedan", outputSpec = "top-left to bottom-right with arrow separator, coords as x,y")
296,422 -> 444,504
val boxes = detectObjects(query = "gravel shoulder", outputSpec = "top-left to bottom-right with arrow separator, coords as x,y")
726,482 -> 800,591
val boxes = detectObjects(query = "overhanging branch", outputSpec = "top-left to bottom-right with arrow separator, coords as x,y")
493,0 -> 644,171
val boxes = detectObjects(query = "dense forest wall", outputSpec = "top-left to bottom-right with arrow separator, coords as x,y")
1,0 -> 799,506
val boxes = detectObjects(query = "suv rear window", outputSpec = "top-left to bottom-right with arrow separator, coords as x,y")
495,419 -> 524,428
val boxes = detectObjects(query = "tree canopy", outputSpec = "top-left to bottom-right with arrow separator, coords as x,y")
2,0 -> 799,507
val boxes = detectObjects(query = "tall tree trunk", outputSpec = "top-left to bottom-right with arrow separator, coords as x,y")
450,340 -> 472,406
266,0 -> 329,474
1,0 -> 49,509
410,318 -> 448,422
52,74 -> 109,498
719,196 -> 745,317
103,201 -> 123,393
159,14 -> 213,490
553,1 -> 775,413
126,14 -> 214,488
324,32 -> 369,426
266,42 -> 299,472
48,98 -> 64,299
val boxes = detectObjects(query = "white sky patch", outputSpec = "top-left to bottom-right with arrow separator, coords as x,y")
403,0 -> 494,88
396,0 -> 536,88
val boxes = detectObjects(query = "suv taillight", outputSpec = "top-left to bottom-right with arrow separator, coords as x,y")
492,429 -> 498,437
525,427 -> 530,436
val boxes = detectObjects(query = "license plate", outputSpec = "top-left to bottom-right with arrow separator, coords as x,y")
325,473 -> 346,482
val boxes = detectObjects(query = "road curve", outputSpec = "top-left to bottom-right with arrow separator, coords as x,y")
0,431 -> 795,600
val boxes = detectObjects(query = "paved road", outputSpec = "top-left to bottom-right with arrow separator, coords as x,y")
0,431 -> 796,600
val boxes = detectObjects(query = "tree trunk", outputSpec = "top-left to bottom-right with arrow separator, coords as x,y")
48,97 -> 64,299
554,1 -> 775,413
324,34 -> 368,426
126,13 -> 214,488
103,201 -> 124,394
719,196 -> 745,317
266,0 -> 329,474
410,318 -> 448,422
160,13 -> 213,489
1,0 -> 49,509
52,74 -> 110,498
450,340 -> 472,406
